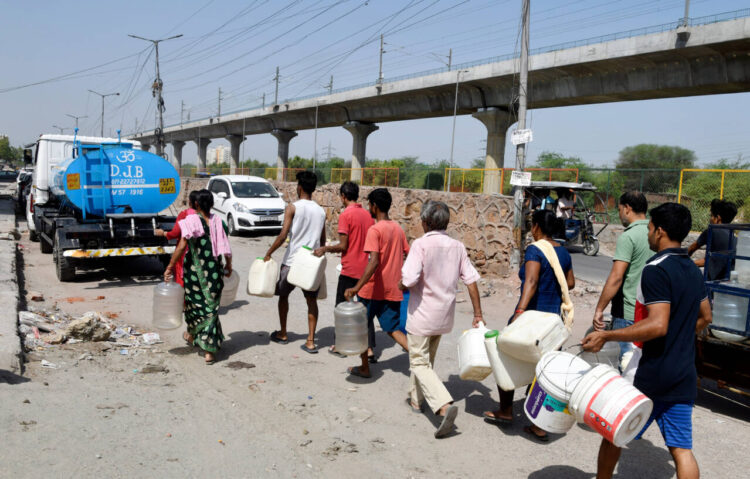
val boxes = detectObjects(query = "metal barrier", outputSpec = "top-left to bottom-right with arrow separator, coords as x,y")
330,168 -> 400,187
678,169 -> 750,227
443,168 -> 579,193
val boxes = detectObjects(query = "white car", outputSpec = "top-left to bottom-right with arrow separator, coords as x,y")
208,175 -> 286,235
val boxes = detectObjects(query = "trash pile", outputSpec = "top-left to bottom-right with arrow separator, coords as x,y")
18,308 -> 162,352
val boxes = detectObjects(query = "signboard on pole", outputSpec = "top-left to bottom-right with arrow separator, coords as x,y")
510,170 -> 532,187
511,128 -> 533,145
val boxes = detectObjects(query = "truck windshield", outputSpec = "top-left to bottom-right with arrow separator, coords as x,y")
231,182 -> 279,198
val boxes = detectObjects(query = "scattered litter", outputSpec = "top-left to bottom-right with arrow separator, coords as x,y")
28,291 -> 44,302
307,396 -> 313,400
300,439 -> 312,447
65,297 -> 86,303
226,361 -> 255,369
120,349 -> 129,356
346,387 -> 358,392
322,438 -> 358,459
347,406 -> 373,423
248,384 -> 260,392
22,399 -> 30,404
218,439 -> 225,446
166,433 -> 172,438
95,454 -> 102,459
95,296 -> 106,300
77,353 -> 93,361
141,332 -> 162,345
256,379 -> 266,384
303,429 -> 309,435
65,313 -> 111,341
67,339 -> 82,344
139,363 -> 168,374
41,359 -> 59,369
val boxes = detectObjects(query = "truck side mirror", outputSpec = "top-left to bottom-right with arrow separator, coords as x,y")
217,192 -> 227,199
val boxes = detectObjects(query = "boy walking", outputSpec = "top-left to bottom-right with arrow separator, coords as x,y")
314,181 -> 375,357
264,171 -> 326,354
688,198 -> 738,281
344,188 -> 409,378
583,203 -> 712,479
401,200 -> 484,438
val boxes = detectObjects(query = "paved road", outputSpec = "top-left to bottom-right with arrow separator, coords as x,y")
569,248 -> 612,284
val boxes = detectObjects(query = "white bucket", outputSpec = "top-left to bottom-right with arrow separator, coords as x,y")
569,364 -> 653,447
498,311 -> 569,363
524,351 -> 591,434
457,323 -> 492,381
484,330 -> 536,391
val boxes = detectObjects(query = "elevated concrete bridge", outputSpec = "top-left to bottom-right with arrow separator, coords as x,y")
133,11 -> 750,193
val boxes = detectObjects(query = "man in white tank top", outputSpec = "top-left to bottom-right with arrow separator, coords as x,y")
264,171 -> 327,354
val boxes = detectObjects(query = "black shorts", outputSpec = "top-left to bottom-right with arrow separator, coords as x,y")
275,264 -> 319,298
336,274 -> 359,305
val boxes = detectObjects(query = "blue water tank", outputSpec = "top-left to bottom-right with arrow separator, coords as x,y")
52,143 -> 180,217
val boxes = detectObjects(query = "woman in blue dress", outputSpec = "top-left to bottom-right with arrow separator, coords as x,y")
483,209 -> 575,441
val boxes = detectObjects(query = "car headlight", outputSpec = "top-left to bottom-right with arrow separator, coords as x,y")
233,203 -> 251,213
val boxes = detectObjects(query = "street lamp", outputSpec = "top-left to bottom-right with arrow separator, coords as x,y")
66,113 -> 88,129
446,69 -> 470,191
88,89 -> 120,137
52,125 -> 69,134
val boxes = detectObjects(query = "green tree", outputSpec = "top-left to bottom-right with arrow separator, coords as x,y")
0,136 -> 22,162
616,144 -> 695,192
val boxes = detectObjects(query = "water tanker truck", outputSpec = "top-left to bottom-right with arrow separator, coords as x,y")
28,131 -> 180,281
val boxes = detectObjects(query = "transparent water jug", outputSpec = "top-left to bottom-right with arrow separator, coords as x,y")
247,257 -> 279,297
220,270 -> 240,307
334,300 -> 368,356
152,280 -> 184,330
712,271 -> 749,340
735,231 -> 750,284
288,246 -> 327,291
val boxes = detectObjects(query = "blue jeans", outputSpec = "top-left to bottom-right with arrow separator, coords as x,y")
611,317 -> 634,359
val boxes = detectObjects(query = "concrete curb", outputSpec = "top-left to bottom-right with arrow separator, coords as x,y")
0,198 -> 22,374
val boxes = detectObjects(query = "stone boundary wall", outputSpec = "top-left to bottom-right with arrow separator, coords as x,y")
0,199 -> 22,375
178,179 -> 515,277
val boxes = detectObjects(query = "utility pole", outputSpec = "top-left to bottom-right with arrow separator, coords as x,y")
512,0 -> 531,268
378,34 -> 385,84
88,89 -> 120,137
323,141 -> 335,162
128,33 -> 183,158
448,48 -> 452,71
66,113 -> 88,129
181,100 -> 185,126
682,0 -> 690,27
217,87 -> 222,117
262,93 -> 266,108
325,75 -> 333,95
313,102 -> 319,170
273,67 -> 280,105
134,118 -> 138,135
446,70 -> 469,191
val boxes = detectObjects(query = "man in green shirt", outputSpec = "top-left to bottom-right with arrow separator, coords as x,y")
593,192 -> 651,363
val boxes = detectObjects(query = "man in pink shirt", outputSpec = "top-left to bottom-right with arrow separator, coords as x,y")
400,200 -> 484,438
344,188 -> 410,379
314,181 -> 374,357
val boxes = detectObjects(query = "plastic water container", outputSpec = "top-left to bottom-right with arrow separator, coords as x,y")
497,311 -> 570,363
220,270 -> 240,307
457,323 -> 492,381
578,326 -> 621,368
524,351 -> 591,434
569,364 -> 653,447
484,330 -> 536,391
152,280 -> 184,330
247,257 -> 279,297
712,271 -> 749,341
334,300 -> 368,356
288,246 -> 327,291
735,231 -> 750,284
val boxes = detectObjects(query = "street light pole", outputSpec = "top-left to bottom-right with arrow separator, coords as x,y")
313,102 -> 319,170
66,113 -> 88,130
52,125 -> 68,134
446,69 -> 469,191
128,33 -> 183,157
88,90 -> 120,137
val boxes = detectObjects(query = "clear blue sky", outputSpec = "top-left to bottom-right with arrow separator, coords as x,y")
1,0 -> 749,168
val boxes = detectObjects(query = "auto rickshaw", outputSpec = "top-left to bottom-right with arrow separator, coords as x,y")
523,181 -> 609,256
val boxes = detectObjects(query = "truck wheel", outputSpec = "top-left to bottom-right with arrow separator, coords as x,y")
583,237 -> 599,256
40,235 -> 53,254
29,229 -> 39,242
54,232 -> 75,282
227,214 -> 238,236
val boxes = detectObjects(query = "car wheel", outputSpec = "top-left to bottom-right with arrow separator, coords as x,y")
227,214 -> 238,236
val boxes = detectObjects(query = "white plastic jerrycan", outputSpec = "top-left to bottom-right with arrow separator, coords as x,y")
247,257 -> 279,298
220,270 -> 240,307
288,245 -> 327,291
497,310 -> 569,363
484,329 -> 536,391
457,322 -> 492,381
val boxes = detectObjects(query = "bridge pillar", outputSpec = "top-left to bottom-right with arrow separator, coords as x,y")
472,107 -> 512,195
226,135 -> 245,174
343,121 -> 378,182
271,129 -> 297,181
195,138 -> 211,170
170,140 -> 185,169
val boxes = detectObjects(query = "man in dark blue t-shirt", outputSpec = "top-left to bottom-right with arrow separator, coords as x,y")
583,203 -> 712,479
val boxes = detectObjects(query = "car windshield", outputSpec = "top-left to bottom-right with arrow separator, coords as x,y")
231,182 -> 279,198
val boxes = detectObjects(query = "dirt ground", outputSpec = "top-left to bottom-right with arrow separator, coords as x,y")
1,226 -> 749,478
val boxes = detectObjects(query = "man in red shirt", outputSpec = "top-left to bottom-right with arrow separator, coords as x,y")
315,181 -> 375,357
344,188 -> 409,379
